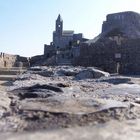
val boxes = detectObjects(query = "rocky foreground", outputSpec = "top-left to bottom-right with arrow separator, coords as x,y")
1,66 -> 140,139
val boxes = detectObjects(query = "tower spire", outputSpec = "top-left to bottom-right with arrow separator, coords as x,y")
57,14 -> 62,22
56,14 -> 63,36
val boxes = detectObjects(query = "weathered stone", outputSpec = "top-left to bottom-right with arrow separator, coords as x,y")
11,84 -> 63,100
1,66 -> 140,135
75,68 -> 110,79
2,119 -> 140,140
0,52 -> 29,68
0,91 -> 11,118
57,69 -> 79,76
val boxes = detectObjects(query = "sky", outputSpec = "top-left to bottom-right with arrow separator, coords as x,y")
0,0 -> 140,57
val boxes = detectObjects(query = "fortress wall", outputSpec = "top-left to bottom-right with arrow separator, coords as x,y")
102,11 -> 140,38
74,38 -> 140,74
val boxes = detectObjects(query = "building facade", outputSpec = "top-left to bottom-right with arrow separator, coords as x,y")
74,11 -> 140,74
44,14 -> 88,65
53,14 -> 83,49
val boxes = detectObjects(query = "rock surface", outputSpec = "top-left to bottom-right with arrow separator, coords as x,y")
1,66 -> 140,139
2,119 -> 140,140
75,67 -> 110,79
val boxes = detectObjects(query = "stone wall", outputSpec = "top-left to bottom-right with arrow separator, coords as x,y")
44,44 -> 56,58
102,11 -> 140,38
74,11 -> 140,74
0,53 -> 16,68
30,55 -> 45,66
0,52 -> 29,68
73,38 -> 140,74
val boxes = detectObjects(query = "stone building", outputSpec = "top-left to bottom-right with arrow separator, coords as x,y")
44,43 -> 56,58
44,14 -> 88,65
0,52 -> 29,68
74,11 -> 140,74
74,37 -> 140,74
53,14 -> 83,49
102,11 -> 140,38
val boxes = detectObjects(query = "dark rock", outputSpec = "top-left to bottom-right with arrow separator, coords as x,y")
99,77 -> 132,85
56,83 -> 70,88
29,67 -> 42,71
11,84 -> 63,100
28,84 -> 63,93
57,69 -> 79,76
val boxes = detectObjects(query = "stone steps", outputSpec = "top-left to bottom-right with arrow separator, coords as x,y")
0,67 -> 27,71
0,70 -> 25,75
0,75 -> 17,81
0,67 -> 27,81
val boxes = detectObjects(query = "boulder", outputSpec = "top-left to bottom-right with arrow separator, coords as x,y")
75,68 -> 110,79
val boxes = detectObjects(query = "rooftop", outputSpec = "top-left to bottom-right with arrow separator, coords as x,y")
62,30 -> 74,36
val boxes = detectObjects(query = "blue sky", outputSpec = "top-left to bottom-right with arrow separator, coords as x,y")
0,0 -> 140,57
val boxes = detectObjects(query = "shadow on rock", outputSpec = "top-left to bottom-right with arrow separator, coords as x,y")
1,81 -> 14,86
99,77 -> 134,85
11,84 -> 63,100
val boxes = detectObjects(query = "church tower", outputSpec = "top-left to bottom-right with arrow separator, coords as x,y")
56,14 -> 63,36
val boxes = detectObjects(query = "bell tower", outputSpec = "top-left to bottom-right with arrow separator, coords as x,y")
56,14 -> 63,36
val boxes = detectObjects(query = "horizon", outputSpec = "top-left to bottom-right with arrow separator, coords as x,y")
0,0 -> 140,57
